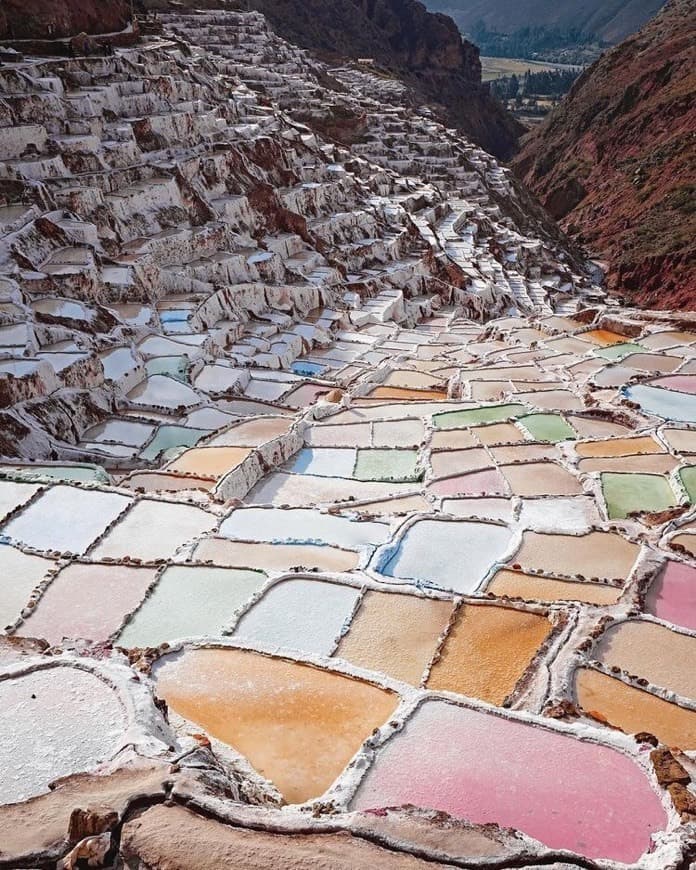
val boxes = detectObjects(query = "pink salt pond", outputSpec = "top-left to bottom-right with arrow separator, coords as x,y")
647,561 -> 696,631
353,700 -> 666,863
429,469 -> 507,497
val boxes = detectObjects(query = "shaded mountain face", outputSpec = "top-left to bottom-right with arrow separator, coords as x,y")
425,0 -> 666,44
0,0 -> 131,40
242,0 -> 524,159
513,0 -> 696,309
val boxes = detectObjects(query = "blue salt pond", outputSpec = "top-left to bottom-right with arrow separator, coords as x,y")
625,384 -> 696,422
233,578 -> 361,655
291,360 -> 326,376
377,519 -> 514,593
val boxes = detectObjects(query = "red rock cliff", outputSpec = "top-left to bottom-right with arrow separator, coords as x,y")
513,0 -> 696,309
0,0 -> 131,40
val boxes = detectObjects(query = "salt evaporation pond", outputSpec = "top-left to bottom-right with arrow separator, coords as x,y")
153,648 -> 398,803
352,699 -> 666,862
378,519 -> 513,593
647,560 -> 696,630
625,384 -> 696,422
118,565 -> 266,647
1,485 -> 131,554
0,666 -> 127,804
233,578 -> 361,655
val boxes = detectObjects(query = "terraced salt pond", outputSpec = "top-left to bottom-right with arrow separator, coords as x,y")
352,700 -> 666,863
153,648 -> 399,803
0,666 -> 127,804
377,519 -> 514,593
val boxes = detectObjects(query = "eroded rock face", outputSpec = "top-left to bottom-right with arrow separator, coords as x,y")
0,0 -> 131,41
242,0 -> 524,158
513,0 -> 696,308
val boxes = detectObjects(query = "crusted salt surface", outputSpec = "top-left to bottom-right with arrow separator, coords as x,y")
0,665 -> 127,804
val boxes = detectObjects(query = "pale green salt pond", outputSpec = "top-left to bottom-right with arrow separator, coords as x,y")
354,449 -> 421,482
601,472 -> 678,519
518,414 -> 576,443
433,404 -> 526,429
117,565 -> 266,647
140,425 -> 209,461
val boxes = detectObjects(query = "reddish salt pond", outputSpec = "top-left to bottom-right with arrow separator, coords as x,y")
353,700 -> 666,862
21,563 -> 157,645
647,561 -> 696,630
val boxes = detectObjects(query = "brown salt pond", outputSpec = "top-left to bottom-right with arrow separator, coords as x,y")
472,422 -> 526,445
121,472 -> 216,493
364,387 -> 448,401
512,531 -> 640,580
575,669 -> 696,749
487,569 -> 622,605
193,538 -> 360,573
577,454 -> 679,474
500,462 -> 582,497
153,648 -> 399,802
430,448 -> 491,479
335,591 -> 453,684
595,620 -> 696,700
427,604 -> 553,705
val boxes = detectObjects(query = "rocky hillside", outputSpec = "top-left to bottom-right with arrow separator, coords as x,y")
513,0 -> 696,309
241,0 -> 524,159
426,0 -> 665,44
0,0 -> 130,40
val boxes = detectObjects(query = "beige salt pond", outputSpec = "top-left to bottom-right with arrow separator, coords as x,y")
193,538 -> 360,572
500,462 -> 582,497
488,569 -> 622,605
335,590 -> 454,684
511,531 -> 640,580
594,619 -> 696,700
165,446 -> 253,479
153,648 -> 399,802
575,435 -> 663,457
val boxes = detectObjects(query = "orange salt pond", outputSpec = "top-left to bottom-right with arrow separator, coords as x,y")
575,435 -> 663,457
427,604 -> 553,705
595,619 -> 696,700
579,329 -> 628,346
365,386 -> 448,401
575,669 -> 696,749
512,531 -> 639,580
153,648 -> 399,803
335,591 -> 453,684
165,446 -> 252,478
488,569 -> 622,605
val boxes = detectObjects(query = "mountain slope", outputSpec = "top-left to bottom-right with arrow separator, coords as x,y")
0,0 -> 130,40
241,0 -> 524,159
512,0 -> 696,308
425,0 -> 666,44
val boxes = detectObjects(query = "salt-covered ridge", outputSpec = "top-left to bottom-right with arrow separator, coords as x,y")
1,9 -> 696,870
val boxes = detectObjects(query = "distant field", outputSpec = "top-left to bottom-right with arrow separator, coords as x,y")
480,56 -> 572,81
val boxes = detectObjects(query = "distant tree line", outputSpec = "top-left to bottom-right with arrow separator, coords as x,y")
489,68 -> 581,101
470,20 -> 600,58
